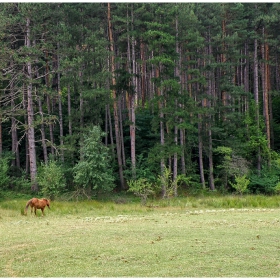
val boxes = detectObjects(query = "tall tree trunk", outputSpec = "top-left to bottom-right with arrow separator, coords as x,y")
11,105 -> 20,168
243,41 -> 249,113
173,14 -> 179,196
129,93 -> 136,178
178,44 -> 186,175
105,103 -> 108,147
180,127 -> 186,174
107,104 -> 114,155
25,17 -> 37,191
57,47 -> 64,162
106,59 -> 114,156
140,39 -> 146,107
22,84 -> 29,175
156,66 -> 166,197
118,97 -> 126,167
244,41 -> 249,94
58,89 -> 64,161
37,93 -> 48,164
46,98 -> 54,156
254,37 -> 261,174
269,81 -> 274,149
10,78 -> 20,168
276,53 -> 280,92
198,115 -> 206,189
79,71 -> 85,161
207,32 -> 215,191
34,57 -> 48,164
131,26 -> 136,179
221,16 -> 227,109
208,124 -> 215,191
127,7 -> 136,178
45,51 -> 55,156
261,27 -> 271,151
67,85 -> 72,136
108,3 -> 125,190
173,124 -> 178,196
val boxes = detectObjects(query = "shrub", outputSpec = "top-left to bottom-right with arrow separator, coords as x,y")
0,155 -> 10,189
37,158 -> 66,200
124,153 -> 157,182
127,178 -> 158,205
11,175 -> 31,193
249,155 -> 280,194
156,166 -> 193,198
214,146 -> 250,190
73,126 -> 115,196
229,175 -> 250,195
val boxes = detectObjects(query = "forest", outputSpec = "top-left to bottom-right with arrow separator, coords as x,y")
1,2 -> 280,200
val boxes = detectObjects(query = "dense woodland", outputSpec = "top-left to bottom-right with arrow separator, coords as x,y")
1,3 -> 280,199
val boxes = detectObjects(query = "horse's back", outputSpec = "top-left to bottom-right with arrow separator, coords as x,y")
26,197 -> 50,210
26,197 -> 35,206
26,197 -> 41,208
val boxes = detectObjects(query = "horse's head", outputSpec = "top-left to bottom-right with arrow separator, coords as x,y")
44,198 -> 51,209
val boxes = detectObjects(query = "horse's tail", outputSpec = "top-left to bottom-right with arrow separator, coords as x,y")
24,199 -> 32,215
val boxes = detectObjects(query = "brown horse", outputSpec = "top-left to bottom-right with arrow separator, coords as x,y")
24,197 -> 50,216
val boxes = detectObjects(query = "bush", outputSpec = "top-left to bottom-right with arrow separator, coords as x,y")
249,156 -> 280,194
11,175 -> 31,193
0,155 -> 10,189
214,146 -> 250,190
127,178 -> 158,205
156,166 -> 193,198
229,175 -> 250,195
73,126 -> 115,195
37,158 -> 66,200
124,153 -> 157,182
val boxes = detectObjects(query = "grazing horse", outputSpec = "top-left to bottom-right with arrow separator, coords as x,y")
24,197 -> 50,216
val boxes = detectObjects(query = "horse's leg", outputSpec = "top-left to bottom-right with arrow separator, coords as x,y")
41,208 -> 44,216
34,208 -> 37,216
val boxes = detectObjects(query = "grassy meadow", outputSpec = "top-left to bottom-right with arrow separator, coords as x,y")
0,195 -> 280,277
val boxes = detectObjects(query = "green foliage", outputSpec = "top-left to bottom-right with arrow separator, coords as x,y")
0,155 -> 10,189
73,126 -> 115,194
127,178 -> 158,205
124,153 -> 157,182
252,171 -> 280,194
214,146 -> 233,182
229,175 -> 250,195
249,156 -> 280,194
250,172 -> 279,194
244,106 -> 271,161
156,165 -> 193,198
37,158 -> 66,200
273,182 -> 280,194
214,146 -> 250,190
11,175 -> 31,193
1,3 -> 280,197
0,190 -> 31,202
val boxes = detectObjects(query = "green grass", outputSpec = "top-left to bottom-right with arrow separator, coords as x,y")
0,195 -> 280,277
